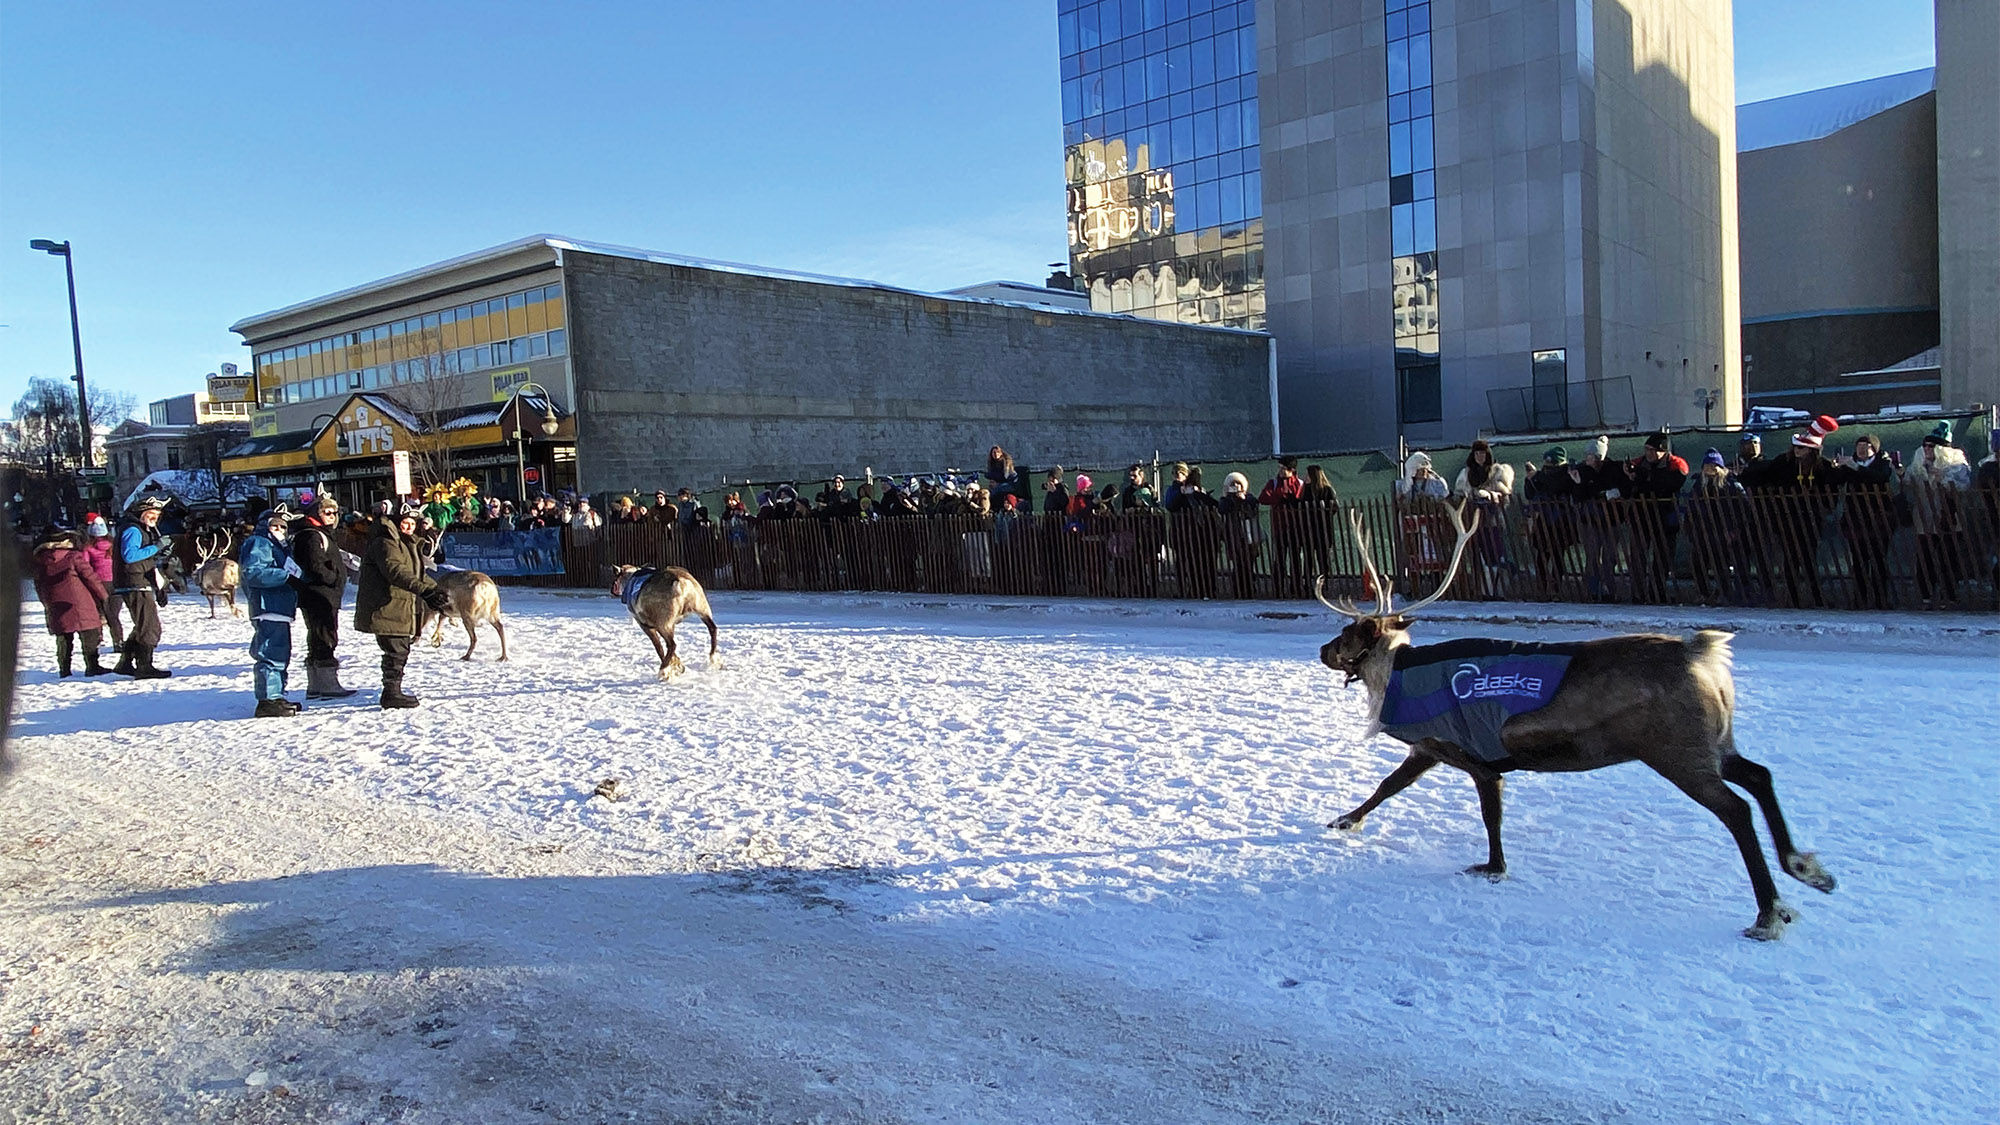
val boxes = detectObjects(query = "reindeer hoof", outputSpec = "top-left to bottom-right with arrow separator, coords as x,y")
1784,852 -> 1837,894
1463,863 -> 1508,882
1743,901 -> 1798,941
1329,813 -> 1364,831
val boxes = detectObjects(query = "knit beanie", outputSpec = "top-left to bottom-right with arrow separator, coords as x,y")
1590,435 -> 1609,461
1543,446 -> 1568,465
1924,420 -> 1953,446
1702,448 -> 1727,469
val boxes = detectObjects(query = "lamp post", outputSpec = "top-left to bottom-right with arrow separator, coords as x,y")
308,412 -> 345,504
28,239 -> 93,469
507,382 -> 561,505
1693,387 -> 1722,427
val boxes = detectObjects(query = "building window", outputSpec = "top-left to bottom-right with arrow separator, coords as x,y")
1399,363 -> 1442,425
167,446 -> 181,470
1388,0 -> 1440,429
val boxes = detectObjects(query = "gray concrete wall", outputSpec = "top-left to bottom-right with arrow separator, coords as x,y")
1259,0 -> 1739,453
1587,0 -> 1742,430
1738,94 -> 1938,322
560,251 -> 1274,490
1936,0 -> 2000,410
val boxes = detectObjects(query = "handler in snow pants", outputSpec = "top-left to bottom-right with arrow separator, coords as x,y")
111,496 -> 172,678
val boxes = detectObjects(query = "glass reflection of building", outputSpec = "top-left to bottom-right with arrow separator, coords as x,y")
1059,0 -> 1263,330
1386,0 -> 1440,427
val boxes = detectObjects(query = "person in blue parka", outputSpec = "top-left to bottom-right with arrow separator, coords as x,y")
239,502 -> 307,717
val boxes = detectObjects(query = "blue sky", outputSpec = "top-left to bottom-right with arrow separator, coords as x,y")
1,1 -> 1938,416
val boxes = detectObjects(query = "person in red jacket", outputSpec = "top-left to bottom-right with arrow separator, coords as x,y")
1258,457 -> 1305,596
30,525 -> 110,677
1623,431 -> 1690,602
82,513 -> 124,658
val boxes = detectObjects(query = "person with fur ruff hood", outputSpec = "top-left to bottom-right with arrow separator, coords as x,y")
1451,440 -> 1517,595
1905,420 -> 1973,602
1395,451 -> 1449,499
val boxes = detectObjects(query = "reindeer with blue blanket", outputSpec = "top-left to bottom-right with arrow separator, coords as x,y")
610,565 -> 719,681
1315,501 -> 1836,940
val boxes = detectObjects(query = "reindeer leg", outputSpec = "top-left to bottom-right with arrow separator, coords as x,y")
700,612 -> 720,669
461,620 -> 477,661
493,618 -> 508,663
1722,753 -> 1835,893
643,627 -> 672,680
663,626 -> 683,678
1465,774 -> 1507,880
1655,764 -> 1793,940
1330,748 -> 1438,830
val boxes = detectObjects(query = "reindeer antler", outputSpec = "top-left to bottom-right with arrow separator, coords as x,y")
1396,500 -> 1482,617
1314,508 -> 1393,619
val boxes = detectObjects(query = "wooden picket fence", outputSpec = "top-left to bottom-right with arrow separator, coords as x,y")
536,487 -> 2000,612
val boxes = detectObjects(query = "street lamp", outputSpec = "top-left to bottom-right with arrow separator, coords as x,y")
1693,387 -> 1722,427
507,382 -> 561,505
28,239 -> 93,469
308,412 -> 346,503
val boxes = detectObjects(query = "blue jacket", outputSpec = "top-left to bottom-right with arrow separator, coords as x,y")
239,527 -> 299,619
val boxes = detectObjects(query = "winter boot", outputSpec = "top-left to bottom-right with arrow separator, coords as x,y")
380,687 -> 421,709
83,648 -> 110,676
133,646 -> 173,680
306,660 -> 358,700
255,699 -> 298,718
56,634 -> 74,678
112,642 -> 137,677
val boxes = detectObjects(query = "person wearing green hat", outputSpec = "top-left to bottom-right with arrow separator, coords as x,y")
1905,419 -> 1971,603
1521,446 -> 1580,594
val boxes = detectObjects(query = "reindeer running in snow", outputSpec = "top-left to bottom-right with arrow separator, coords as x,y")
1314,501 -> 1836,940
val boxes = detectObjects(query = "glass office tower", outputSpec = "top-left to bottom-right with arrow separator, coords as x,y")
1386,0 -> 1440,427
1059,0 -> 1264,329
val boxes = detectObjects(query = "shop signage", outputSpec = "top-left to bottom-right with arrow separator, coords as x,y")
489,367 -> 534,402
338,401 -> 403,456
523,466 -> 542,485
207,372 -> 256,404
251,411 -> 280,438
439,528 -> 564,576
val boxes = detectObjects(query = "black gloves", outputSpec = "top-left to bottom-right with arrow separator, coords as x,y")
156,589 -> 170,608
286,576 -> 310,594
422,588 -> 452,613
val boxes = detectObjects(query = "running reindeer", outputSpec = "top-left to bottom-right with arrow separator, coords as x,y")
192,527 -> 242,619
1315,501 -> 1836,940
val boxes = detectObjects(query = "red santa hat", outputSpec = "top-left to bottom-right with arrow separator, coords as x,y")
1791,414 -> 1839,450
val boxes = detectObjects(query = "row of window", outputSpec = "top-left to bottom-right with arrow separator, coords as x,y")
277,329 -> 567,404
1069,95 -> 1260,178
253,281 -> 565,394
1068,172 -> 1262,252
1390,0 -> 1442,427
1062,27 -> 1256,119
1059,0 -> 1255,58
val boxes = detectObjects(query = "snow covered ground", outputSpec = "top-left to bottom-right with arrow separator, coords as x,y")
3,588 -> 1996,1123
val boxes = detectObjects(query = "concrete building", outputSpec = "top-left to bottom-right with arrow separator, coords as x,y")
1736,69 -> 1942,415
225,236 -> 1274,503
103,392 -> 252,509
1060,0 -> 1741,452
1935,0 -> 1999,413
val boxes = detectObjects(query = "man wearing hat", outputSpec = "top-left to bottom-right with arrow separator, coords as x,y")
239,503 -> 307,717
1905,420 -> 1972,603
110,496 -> 173,678
1731,432 -> 1765,479
1833,433 -> 1897,609
1519,446 -> 1579,594
290,494 -> 358,699
1739,414 -> 1842,606
1622,431 -> 1689,601
354,500 -> 453,709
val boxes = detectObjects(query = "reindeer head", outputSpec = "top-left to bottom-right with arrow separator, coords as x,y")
1315,501 -> 1480,685
609,564 -> 641,598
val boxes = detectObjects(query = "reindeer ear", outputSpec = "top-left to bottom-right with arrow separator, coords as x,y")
1382,614 -> 1414,633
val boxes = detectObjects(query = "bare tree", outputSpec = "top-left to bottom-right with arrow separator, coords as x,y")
7,378 -> 134,521
397,332 -> 462,492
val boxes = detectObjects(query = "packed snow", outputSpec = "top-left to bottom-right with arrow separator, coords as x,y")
3,587 -> 1997,1123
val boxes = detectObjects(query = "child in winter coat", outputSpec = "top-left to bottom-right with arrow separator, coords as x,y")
31,527 -> 110,677
239,503 -> 306,717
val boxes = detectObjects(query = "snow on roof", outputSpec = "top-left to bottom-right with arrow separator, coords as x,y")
1737,68 -> 1935,152
1840,345 -> 1942,379
121,470 -> 263,511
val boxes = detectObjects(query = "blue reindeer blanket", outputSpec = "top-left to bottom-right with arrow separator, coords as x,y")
619,567 -> 658,613
1379,639 -> 1580,771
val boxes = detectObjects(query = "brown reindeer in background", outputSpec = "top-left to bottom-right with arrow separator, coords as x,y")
1316,502 -> 1836,940
191,528 -> 241,619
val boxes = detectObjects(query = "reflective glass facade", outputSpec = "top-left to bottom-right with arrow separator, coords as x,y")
251,282 -> 568,406
1386,0 -> 1440,425
1060,0 -> 1264,329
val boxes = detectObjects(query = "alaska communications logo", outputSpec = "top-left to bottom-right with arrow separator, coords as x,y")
1450,661 -> 1545,701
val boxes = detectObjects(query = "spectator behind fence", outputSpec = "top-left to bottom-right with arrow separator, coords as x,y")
1121,464 -> 1159,511
1834,433 -> 1897,609
1521,447 -> 1577,594
1685,449 -> 1747,604
1260,456 -> 1306,596
985,446 -> 1021,508
1731,431 -> 1765,478
1905,420 -> 1972,604
1450,441 -> 1511,596
1739,415 -> 1842,608
1218,471 -> 1260,598
1977,429 -> 2000,602
1163,462 -> 1191,509
1620,431 -> 1688,602
1042,468 -> 1071,514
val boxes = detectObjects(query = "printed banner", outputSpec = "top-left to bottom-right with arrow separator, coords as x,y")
439,527 -> 564,576
207,373 -> 256,404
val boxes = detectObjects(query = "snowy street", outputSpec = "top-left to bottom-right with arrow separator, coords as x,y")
3,589 -> 1997,1123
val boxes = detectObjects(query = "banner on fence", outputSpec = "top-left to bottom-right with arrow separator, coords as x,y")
439,528 -> 565,576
